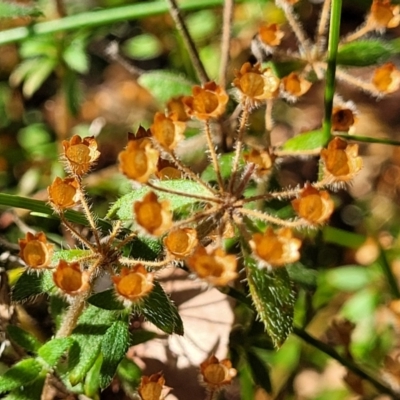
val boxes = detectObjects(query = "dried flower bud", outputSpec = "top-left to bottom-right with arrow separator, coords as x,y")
150,112 -> 186,151
281,72 -> 312,99
200,355 -> 236,390
243,148 -> 275,177
112,265 -> 154,303
155,158 -> 182,180
320,137 -> 363,182
167,96 -> 190,122
48,176 -> 80,211
250,227 -> 301,267
119,137 -> 159,183
62,135 -> 100,176
332,107 -> 356,132
258,23 -> 285,47
183,82 -> 228,120
292,183 -> 334,224
372,62 -> 400,93
186,246 -> 238,286
138,373 -> 166,400
367,0 -> 400,29
53,260 -> 89,295
19,232 -> 53,269
164,228 -> 198,259
233,62 -> 280,105
134,192 -> 172,236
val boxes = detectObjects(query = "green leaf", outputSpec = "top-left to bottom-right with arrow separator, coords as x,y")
286,263 -> 318,289
201,152 -> 245,182
116,357 -> 141,394
3,374 -> 45,400
88,289 -> 124,311
84,353 -> 102,398
323,226 -> 366,249
246,258 -> 296,348
137,282 -> 184,335
123,33 -> 163,60
10,59 -> 42,87
52,249 -> 92,263
20,37 -> 56,59
130,330 -> 157,346
138,70 -> 194,105
0,359 -> 43,394
63,70 -> 83,116
22,57 -> 57,98
107,179 -> 211,221
0,1 -> 42,19
12,270 -> 55,302
6,326 -> 41,353
38,337 -> 74,367
63,39 -> 89,73
99,321 -> 130,388
247,351 -> 272,393
337,40 -> 393,66
186,10 -> 218,41
125,236 -> 163,261
265,60 -> 307,78
324,265 -> 374,292
282,130 -> 329,152
68,306 -> 118,386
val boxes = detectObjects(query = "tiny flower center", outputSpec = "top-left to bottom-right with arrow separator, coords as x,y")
204,364 -> 227,385
23,241 -> 47,267
194,91 -> 219,114
66,144 -> 91,164
118,274 -> 145,298
240,73 -> 264,97
137,203 -> 162,231
60,267 -> 82,292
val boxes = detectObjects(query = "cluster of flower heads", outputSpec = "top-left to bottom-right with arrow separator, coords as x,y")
253,0 -> 400,133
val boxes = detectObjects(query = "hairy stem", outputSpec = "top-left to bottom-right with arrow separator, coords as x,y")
219,0 -> 234,88
238,207 -> 305,228
316,0 -> 331,52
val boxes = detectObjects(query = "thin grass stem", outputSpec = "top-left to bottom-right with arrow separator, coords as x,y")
166,0 -> 209,83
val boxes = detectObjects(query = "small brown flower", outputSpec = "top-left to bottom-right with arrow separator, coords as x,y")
186,246 -> 238,286
112,265 -> 154,303
138,372 -> 166,400
62,135 -> 100,176
200,355 -> 236,390
134,192 -> 172,236
372,62 -> 400,93
48,176 -> 80,211
281,72 -> 312,98
183,81 -> 229,120
118,137 -> 159,183
367,0 -> 400,29
332,107 -> 356,132
150,112 -> 186,151
155,158 -> 182,180
164,228 -> 198,259
243,147 -> 275,177
258,23 -> 285,47
167,96 -> 190,122
292,183 -> 334,224
250,227 -> 301,267
320,137 -> 363,182
53,260 -> 89,295
233,62 -> 280,105
19,232 -> 53,269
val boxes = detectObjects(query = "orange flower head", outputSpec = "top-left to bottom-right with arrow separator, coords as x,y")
281,72 -> 312,99
258,23 -> 285,47
183,82 -> 228,120
233,62 -> 280,105
53,260 -> 89,296
150,112 -> 186,151
320,137 -> 363,182
367,0 -> 400,29
292,183 -> 334,224
19,232 -> 53,269
167,96 -> 190,122
138,372 -> 166,400
372,62 -> 400,93
112,265 -> 154,303
186,246 -> 238,286
62,135 -> 100,176
243,148 -> 275,177
119,137 -> 159,183
200,355 -> 236,390
250,227 -> 301,267
332,107 -> 356,132
134,192 -> 172,236
164,228 -> 198,259
48,176 -> 80,211
155,158 -> 182,180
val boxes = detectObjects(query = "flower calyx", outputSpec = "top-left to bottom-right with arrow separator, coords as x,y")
53,260 -> 89,296
200,355 -> 236,391
19,231 -> 53,269
48,176 -> 80,211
